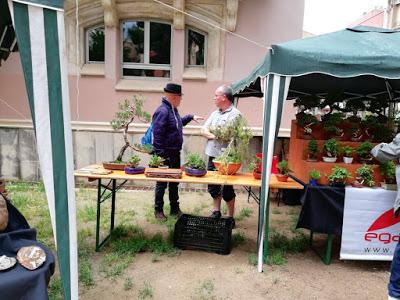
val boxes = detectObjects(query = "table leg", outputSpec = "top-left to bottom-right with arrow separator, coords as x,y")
309,230 -> 333,265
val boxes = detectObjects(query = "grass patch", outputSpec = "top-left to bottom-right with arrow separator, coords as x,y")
77,205 -> 97,222
124,277 -> 134,290
266,250 -> 286,265
193,278 -> 215,299
232,231 -> 246,247
235,207 -> 253,221
79,259 -> 95,287
48,277 -> 63,300
271,208 -> 281,215
138,282 -> 153,299
247,253 -> 257,266
100,252 -> 134,278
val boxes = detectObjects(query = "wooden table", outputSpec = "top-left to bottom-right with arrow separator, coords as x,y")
75,165 -> 303,251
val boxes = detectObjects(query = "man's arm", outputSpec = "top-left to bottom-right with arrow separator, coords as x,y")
152,108 -> 168,156
371,134 -> 400,163
200,112 -> 215,140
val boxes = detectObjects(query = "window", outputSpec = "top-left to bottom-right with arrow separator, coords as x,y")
186,28 -> 206,66
85,25 -> 105,63
122,21 -> 171,78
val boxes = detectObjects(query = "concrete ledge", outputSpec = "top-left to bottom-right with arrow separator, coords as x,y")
115,79 -> 169,92
182,67 -> 207,80
0,119 -> 290,137
80,63 -> 105,76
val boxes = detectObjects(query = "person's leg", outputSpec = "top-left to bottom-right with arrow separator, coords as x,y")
154,181 -> 168,220
389,241 -> 400,299
222,185 -> 236,218
168,153 -> 181,215
207,156 -> 222,217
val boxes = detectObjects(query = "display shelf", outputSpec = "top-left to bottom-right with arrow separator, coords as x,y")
288,120 -> 383,186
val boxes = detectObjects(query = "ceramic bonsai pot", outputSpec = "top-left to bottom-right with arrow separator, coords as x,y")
184,167 -> 207,177
124,166 -> 145,175
213,161 -> 241,175
322,157 -> 337,163
103,162 -> 126,170
343,157 -> 353,164
276,174 -> 289,182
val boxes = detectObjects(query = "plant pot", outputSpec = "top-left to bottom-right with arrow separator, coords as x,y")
329,182 -> 345,188
359,157 -> 373,164
253,170 -> 262,180
185,167 -> 207,177
124,166 -> 145,175
306,155 -> 318,162
276,174 -> 289,182
103,161 -> 126,170
213,161 -> 241,175
381,182 -> 397,190
309,179 -> 318,186
322,156 -> 337,163
352,181 -> 363,188
343,157 -> 353,164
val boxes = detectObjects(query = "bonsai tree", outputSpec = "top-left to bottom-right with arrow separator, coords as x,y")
148,154 -> 165,168
294,94 -> 320,113
307,139 -> 318,161
342,145 -> 354,164
355,164 -> 375,187
380,160 -> 397,184
344,98 -> 365,118
248,156 -> 262,173
127,154 -> 141,168
309,169 -> 321,186
356,141 -> 374,162
110,96 -> 151,162
323,112 -> 345,137
276,160 -> 292,182
185,153 -> 206,170
323,138 -> 340,158
327,166 -> 352,186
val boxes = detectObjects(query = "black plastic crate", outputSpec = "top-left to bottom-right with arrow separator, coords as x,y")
173,214 -> 233,255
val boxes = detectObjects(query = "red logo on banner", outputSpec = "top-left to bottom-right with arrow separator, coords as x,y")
367,208 -> 400,232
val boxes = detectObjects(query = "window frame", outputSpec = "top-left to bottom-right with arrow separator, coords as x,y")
85,24 -> 105,64
120,20 -> 172,79
185,27 -> 207,68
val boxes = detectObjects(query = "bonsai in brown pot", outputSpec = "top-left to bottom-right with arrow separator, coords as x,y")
276,160 -> 292,182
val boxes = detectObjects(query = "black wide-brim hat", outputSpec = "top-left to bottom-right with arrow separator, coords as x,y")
164,83 -> 183,95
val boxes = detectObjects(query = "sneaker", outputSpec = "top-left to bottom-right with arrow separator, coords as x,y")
210,210 -> 222,219
154,211 -> 167,222
230,218 -> 236,229
170,208 -> 183,218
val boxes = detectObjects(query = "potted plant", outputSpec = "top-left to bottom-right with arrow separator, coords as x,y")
148,154 -> 165,168
307,139 -> 319,162
184,153 -> 207,177
212,116 -> 253,175
308,169 -> 321,186
124,154 -> 145,174
103,96 -> 151,170
342,145 -> 354,164
355,164 -> 375,187
327,166 -> 352,187
348,122 -> 363,142
323,112 -> 345,139
323,138 -> 339,163
296,112 -> 318,139
248,156 -> 262,179
380,160 -> 397,190
356,141 -> 374,164
276,160 -> 292,182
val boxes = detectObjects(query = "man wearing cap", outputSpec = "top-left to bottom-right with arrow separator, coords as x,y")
152,83 -> 203,221
201,85 -> 241,227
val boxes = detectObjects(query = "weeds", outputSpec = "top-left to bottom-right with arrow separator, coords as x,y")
193,278 -> 215,299
247,253 -> 257,266
138,282 -> 153,299
124,277 -> 134,290
48,277 -> 63,300
232,231 -> 246,246
235,207 -> 253,221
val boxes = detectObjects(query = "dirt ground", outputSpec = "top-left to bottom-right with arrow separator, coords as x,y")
77,188 -> 391,300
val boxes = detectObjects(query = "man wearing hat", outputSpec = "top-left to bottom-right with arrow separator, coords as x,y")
152,83 -> 203,221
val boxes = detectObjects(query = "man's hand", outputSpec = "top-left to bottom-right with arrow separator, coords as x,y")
192,115 -> 204,123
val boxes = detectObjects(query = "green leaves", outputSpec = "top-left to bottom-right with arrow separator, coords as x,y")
185,153 -> 206,170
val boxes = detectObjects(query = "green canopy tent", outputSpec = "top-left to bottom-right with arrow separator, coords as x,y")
232,26 -> 400,272
3,0 -> 78,298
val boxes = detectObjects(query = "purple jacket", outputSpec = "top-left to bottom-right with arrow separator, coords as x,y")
152,97 -> 193,157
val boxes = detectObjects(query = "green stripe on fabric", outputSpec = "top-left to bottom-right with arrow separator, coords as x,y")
18,0 -> 63,9
258,75 -> 274,260
44,8 -> 70,300
274,76 -> 286,138
12,2 -> 35,129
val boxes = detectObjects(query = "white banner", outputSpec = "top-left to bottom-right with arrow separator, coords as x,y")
341,187 -> 400,261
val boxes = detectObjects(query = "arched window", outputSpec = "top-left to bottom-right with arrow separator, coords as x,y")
85,25 -> 105,63
121,20 -> 171,78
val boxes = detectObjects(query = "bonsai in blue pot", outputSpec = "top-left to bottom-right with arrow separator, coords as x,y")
125,154 -> 145,174
184,153 -> 207,177
308,169 -> 321,186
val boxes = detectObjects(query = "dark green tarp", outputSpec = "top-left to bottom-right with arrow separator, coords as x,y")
233,26 -> 400,98
0,0 -> 17,64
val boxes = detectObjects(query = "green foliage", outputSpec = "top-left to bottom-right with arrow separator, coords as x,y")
308,169 -> 321,180
296,112 -> 318,127
328,166 -> 352,184
361,115 -> 379,129
235,207 -> 253,221
148,154 -> 165,167
344,98 -> 365,115
211,116 -> 253,163
323,112 -> 345,134
356,164 -> 375,187
294,95 -> 320,112
248,156 -> 262,172
124,277 -> 134,291
185,153 -> 206,170
247,253 -> 257,266
232,231 -> 246,246
380,160 -> 397,184
48,277 -> 64,300
307,139 -> 318,156
277,160 -> 291,175
215,148 -> 241,164
342,145 -> 354,157
128,155 -> 141,168
373,125 -> 394,143
356,141 -> 373,159
138,282 -> 153,299
323,138 -> 340,157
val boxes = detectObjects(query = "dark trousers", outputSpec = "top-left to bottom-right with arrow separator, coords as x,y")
207,156 -> 235,202
389,241 -> 400,298
154,152 -> 181,213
